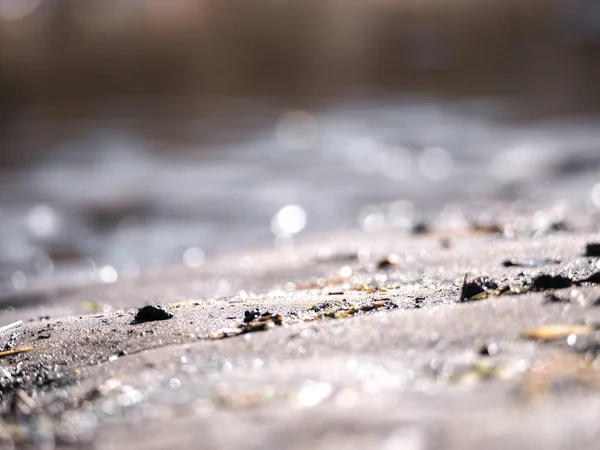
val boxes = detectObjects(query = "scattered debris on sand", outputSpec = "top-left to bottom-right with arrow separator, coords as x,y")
459,271 -> 591,302
209,312 -> 285,339
243,308 -> 263,323
134,304 -> 173,323
470,221 -> 503,234
307,299 -> 398,320
355,283 -> 388,293
209,299 -> 399,340
460,276 -> 509,301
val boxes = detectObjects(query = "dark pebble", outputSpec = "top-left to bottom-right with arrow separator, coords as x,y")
411,221 -> 430,235
548,221 -> 569,232
382,300 -> 399,310
310,301 -> 334,313
244,308 -> 262,324
530,274 -> 572,291
134,305 -> 173,323
460,276 -> 499,301
478,343 -> 499,357
377,255 -> 400,270
585,243 -> 600,257
581,271 -> 600,284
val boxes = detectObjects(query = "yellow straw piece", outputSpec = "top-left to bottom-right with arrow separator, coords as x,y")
0,347 -> 40,359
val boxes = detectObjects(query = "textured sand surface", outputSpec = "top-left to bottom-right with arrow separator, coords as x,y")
3,222 -> 600,449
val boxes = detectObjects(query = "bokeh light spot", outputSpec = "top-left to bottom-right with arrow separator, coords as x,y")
277,111 -> 319,150
591,183 -> 600,207
26,204 -> 60,239
11,271 -> 27,290
271,205 -> 307,237
183,247 -> 205,268
297,382 -> 332,407
387,200 -> 416,228
99,266 -> 118,284
358,205 -> 386,232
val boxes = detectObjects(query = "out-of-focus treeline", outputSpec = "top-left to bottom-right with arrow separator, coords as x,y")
0,0 -> 600,117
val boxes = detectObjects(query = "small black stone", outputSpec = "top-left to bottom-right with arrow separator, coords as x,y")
411,220 -> 430,235
134,304 -> 173,323
478,343 -> 499,357
530,274 -> 572,291
377,255 -> 401,270
548,221 -> 569,232
460,276 -> 499,301
309,301 -> 334,313
377,259 -> 393,270
382,300 -> 399,310
585,272 -> 600,284
244,308 -> 261,324
584,243 -> 600,257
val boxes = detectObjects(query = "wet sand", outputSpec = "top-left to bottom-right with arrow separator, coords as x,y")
3,215 -> 600,449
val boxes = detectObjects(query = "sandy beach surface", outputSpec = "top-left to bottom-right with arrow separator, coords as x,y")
2,212 -> 600,449
3,2 -> 600,448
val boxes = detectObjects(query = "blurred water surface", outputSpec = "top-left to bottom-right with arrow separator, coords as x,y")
2,96 -> 600,296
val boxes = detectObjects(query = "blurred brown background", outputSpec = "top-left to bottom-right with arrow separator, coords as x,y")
1,0 -> 600,118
